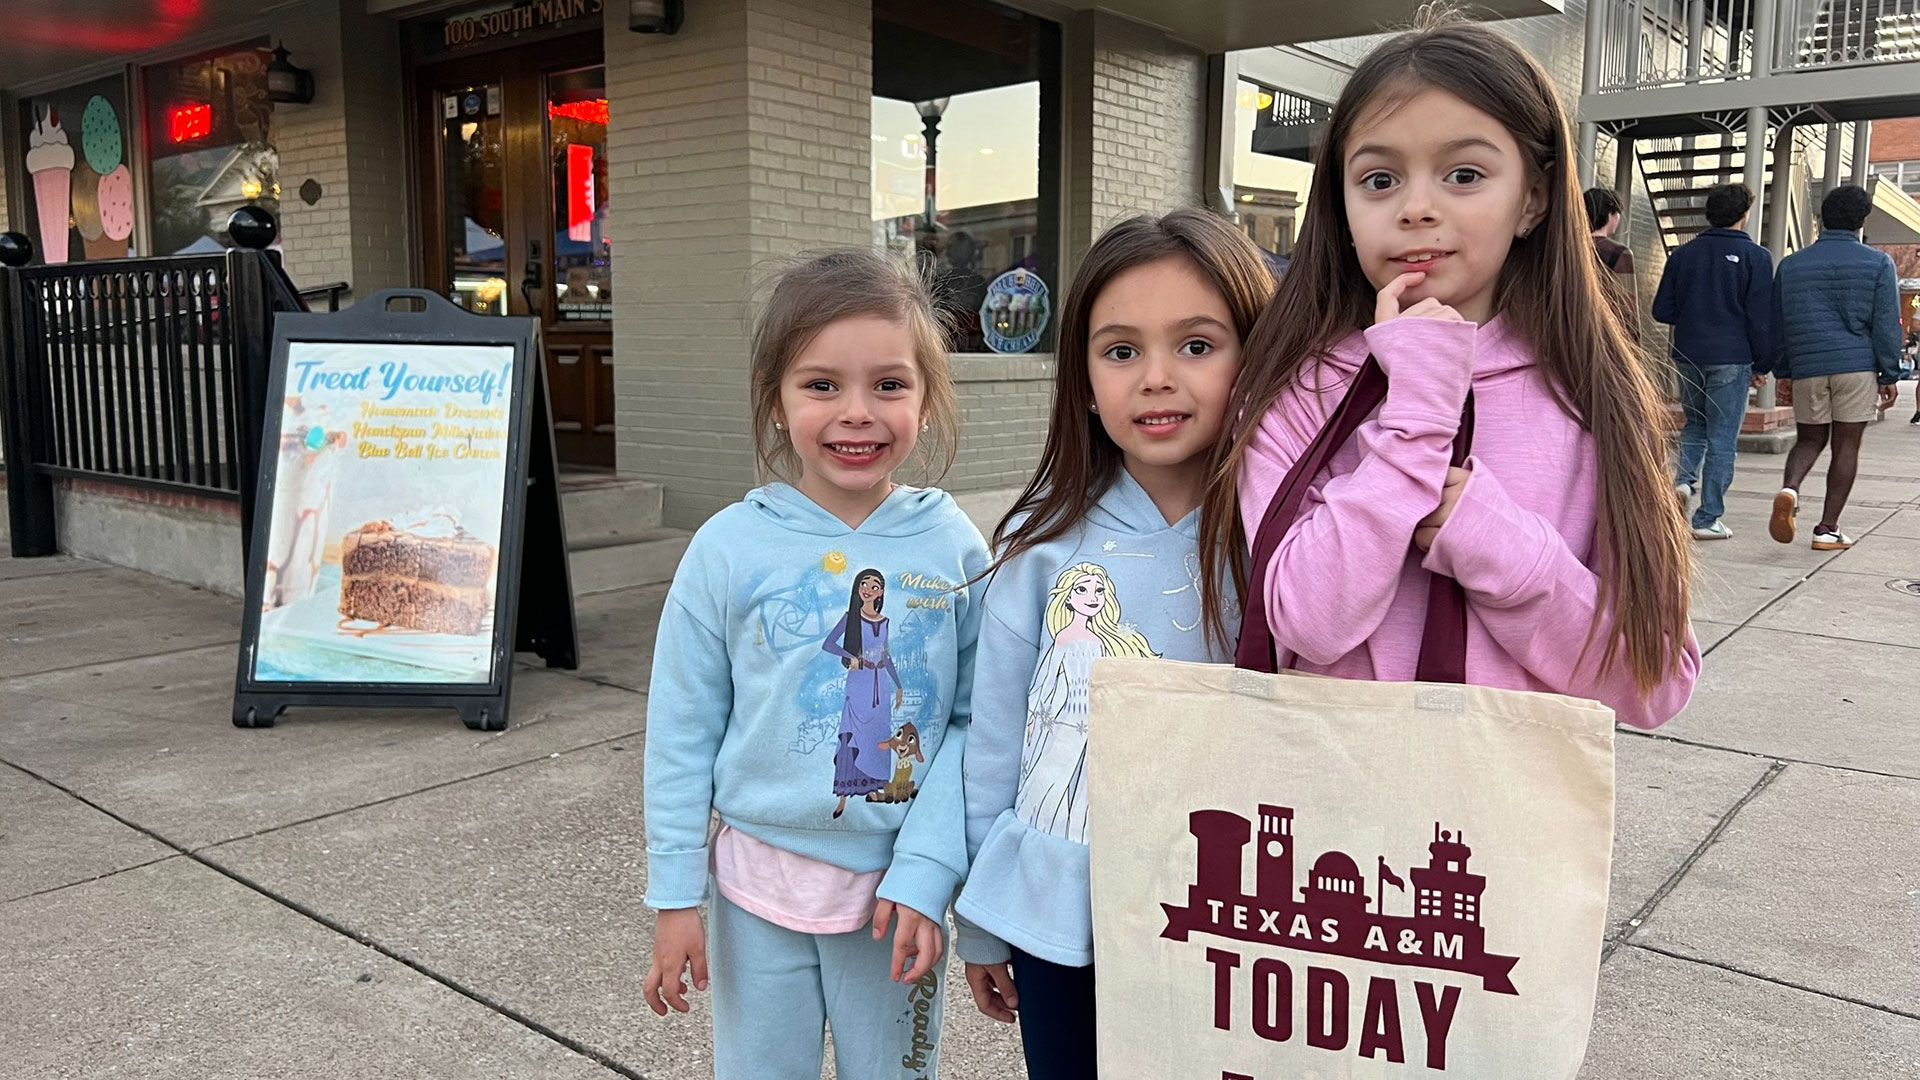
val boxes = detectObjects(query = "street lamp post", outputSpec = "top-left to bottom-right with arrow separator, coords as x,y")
916,97 -> 949,254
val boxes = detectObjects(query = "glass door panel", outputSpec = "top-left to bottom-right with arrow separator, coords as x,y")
546,66 -> 611,322
439,81 -> 508,315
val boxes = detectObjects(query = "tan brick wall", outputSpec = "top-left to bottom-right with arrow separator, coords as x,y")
607,0 -> 872,528
946,356 -> 1055,492
1068,11 -> 1208,260
339,2 -> 412,300
275,0 -> 411,305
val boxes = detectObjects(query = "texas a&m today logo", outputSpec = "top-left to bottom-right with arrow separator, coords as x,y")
1159,803 -> 1521,1074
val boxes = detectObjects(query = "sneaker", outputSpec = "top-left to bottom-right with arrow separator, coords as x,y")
1674,481 -> 1694,509
1769,488 -> 1798,544
1811,528 -> 1855,551
1691,520 -> 1733,540
1910,411 -> 1920,425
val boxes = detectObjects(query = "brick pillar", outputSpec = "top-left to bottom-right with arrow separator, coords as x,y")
1064,11 -> 1207,266
606,0 -> 871,528
275,0 -> 411,303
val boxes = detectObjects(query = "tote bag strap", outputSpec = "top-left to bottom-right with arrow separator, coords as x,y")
1234,356 -> 1477,682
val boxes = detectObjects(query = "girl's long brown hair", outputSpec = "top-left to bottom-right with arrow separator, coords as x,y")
1198,15 -> 1692,689
993,209 -> 1273,647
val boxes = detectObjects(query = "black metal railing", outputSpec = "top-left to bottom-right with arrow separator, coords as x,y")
1,210 -> 308,560
299,281 -> 351,313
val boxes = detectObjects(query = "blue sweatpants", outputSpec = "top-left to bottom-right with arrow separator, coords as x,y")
709,891 -> 945,1080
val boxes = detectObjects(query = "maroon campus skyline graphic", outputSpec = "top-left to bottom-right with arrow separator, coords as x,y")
1161,804 -> 1522,995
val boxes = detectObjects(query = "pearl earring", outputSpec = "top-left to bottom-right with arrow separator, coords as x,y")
773,421 -> 783,432
1090,403 -> 1100,414
921,420 -> 930,432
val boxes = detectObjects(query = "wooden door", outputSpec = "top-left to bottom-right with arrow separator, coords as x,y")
414,33 -> 614,468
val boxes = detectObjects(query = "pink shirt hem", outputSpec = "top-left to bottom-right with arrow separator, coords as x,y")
711,824 -> 883,935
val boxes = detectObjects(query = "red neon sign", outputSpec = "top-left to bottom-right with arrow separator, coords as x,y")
548,98 -> 608,126
567,143 -> 595,243
168,102 -> 212,143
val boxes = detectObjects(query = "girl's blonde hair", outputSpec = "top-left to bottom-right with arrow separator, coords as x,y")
1200,14 -> 1691,691
750,248 -> 959,483
1044,563 -> 1158,659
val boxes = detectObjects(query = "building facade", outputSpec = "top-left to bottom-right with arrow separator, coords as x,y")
1,0 -> 1582,589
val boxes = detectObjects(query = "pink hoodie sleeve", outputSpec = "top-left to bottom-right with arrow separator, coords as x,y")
1241,319 -> 1476,665
1422,461 -> 1700,728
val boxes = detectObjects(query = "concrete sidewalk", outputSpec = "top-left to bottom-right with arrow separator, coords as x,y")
4,423 -> 1919,1079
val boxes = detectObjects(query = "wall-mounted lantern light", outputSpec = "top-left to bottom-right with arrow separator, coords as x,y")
629,0 -> 684,33
265,42 -> 315,105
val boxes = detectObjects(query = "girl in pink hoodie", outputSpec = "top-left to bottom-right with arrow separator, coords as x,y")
1198,18 -> 1699,727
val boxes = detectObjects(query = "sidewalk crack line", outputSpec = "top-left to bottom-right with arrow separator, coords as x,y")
1622,942 -> 1920,1023
1610,760 -> 1788,953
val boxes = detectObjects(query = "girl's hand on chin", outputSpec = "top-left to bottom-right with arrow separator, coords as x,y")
1374,271 -> 1464,325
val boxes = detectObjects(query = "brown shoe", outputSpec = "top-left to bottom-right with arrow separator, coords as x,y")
1769,488 -> 1798,544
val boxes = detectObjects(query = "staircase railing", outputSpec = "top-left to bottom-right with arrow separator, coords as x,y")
1592,0 -> 1920,89
1595,0 -> 1757,90
0,210 -> 308,561
1774,0 -> 1920,72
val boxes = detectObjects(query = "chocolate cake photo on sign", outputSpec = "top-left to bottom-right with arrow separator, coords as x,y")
250,340 -> 515,685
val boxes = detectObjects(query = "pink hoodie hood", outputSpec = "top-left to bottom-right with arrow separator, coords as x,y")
1237,315 -> 1698,730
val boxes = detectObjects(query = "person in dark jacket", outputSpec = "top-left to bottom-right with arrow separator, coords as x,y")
1765,184 -> 1905,551
1586,187 -> 1640,342
1652,183 -> 1772,540
1585,187 -> 1635,275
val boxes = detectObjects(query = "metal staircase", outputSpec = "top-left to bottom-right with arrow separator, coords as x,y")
1631,122 -> 1825,255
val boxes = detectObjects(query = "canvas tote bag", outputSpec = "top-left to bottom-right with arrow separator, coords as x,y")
1088,358 -> 1616,1079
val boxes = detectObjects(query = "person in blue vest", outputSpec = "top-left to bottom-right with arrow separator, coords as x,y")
1652,183 -> 1772,541
1764,184 -> 1905,551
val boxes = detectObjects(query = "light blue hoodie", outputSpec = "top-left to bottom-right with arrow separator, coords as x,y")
644,483 -> 988,924
955,471 -> 1236,967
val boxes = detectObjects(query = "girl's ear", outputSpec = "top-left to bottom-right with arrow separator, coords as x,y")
1518,174 -> 1551,237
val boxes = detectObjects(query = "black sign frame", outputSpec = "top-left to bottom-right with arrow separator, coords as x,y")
231,289 -> 577,731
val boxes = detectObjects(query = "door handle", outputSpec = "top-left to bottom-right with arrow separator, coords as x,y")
521,240 -> 543,309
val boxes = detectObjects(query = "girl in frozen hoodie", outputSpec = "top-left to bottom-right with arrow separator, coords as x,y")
641,249 -> 988,1079
952,210 -> 1274,1078
1202,19 -> 1699,734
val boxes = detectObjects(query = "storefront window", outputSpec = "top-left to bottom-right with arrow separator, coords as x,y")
1233,81 -> 1325,271
872,0 -> 1060,353
143,42 -> 280,256
548,66 -> 611,322
440,81 -> 509,316
17,75 -> 137,265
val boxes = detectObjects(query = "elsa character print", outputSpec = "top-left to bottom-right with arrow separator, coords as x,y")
1016,562 -> 1156,843
822,568 -> 904,818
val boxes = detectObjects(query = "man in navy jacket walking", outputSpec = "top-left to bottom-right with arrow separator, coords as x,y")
1765,184 -> 1905,551
1653,183 -> 1772,541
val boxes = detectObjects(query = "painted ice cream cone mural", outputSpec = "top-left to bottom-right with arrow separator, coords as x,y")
26,107 -> 75,264
79,95 -> 131,259
96,166 -> 136,253
71,163 -> 108,257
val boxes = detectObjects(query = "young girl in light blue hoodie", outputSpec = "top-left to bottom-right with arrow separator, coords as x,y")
641,249 -> 987,1079
954,211 -> 1273,1079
